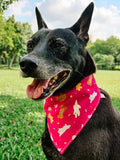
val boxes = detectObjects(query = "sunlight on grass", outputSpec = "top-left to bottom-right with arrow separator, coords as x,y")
95,70 -> 120,98
0,69 -> 32,98
0,68 -> 46,160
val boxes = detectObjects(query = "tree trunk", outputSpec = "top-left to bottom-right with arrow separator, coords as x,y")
8,54 -> 15,69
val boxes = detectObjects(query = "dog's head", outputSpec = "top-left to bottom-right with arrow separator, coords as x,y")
19,2 -> 96,101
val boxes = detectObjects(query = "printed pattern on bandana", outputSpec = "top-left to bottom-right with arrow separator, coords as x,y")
44,74 -> 100,154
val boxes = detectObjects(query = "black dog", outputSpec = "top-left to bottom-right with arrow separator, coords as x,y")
19,3 -> 120,160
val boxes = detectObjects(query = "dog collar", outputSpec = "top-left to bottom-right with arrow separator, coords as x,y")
44,74 -> 100,154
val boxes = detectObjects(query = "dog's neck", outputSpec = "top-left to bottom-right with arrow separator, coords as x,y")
44,74 -> 100,154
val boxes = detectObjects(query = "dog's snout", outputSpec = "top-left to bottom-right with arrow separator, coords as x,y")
19,57 -> 38,74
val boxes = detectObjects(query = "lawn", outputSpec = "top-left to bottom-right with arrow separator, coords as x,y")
0,68 -> 120,160
0,69 -> 46,160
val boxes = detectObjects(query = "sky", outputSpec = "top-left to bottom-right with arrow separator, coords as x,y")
4,0 -> 120,42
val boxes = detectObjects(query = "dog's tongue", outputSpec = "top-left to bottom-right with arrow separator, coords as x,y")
26,79 -> 49,99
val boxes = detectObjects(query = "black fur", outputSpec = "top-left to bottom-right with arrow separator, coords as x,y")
19,3 -> 120,160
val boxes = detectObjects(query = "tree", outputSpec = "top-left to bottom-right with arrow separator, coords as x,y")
8,16 -> 33,68
0,15 -> 33,68
93,54 -> 114,70
0,0 -> 18,13
106,36 -> 120,64
116,54 -> 120,65
93,53 -> 101,63
104,55 -> 114,69
88,36 -> 120,57
0,15 -> 9,64
87,36 -> 120,70
87,39 -> 107,56
0,0 -> 33,68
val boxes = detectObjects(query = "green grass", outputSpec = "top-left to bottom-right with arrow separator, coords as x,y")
0,68 -> 120,160
95,70 -> 120,111
0,69 -> 46,160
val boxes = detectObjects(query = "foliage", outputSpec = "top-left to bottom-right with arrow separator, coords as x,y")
116,54 -> 120,64
0,68 -> 120,159
93,54 -> 114,69
87,36 -> 120,70
0,15 -> 33,68
0,0 -> 18,13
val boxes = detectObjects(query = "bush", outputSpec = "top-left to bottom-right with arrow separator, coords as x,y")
93,54 -> 114,70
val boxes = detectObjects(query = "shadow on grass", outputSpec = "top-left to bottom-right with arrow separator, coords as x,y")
0,94 -> 47,160
0,64 -> 19,70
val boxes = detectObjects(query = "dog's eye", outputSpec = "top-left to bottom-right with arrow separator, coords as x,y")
27,38 -> 39,53
55,38 -> 66,47
27,40 -> 34,53
48,38 -> 68,57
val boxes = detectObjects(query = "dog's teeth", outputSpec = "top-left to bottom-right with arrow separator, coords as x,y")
54,75 -> 58,80
49,82 -> 53,86
52,79 -> 56,83
49,79 -> 55,86
48,72 -> 67,88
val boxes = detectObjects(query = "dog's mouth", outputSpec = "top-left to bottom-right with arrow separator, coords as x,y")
26,70 -> 70,100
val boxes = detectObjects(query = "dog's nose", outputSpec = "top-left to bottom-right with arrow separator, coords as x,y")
19,56 -> 38,74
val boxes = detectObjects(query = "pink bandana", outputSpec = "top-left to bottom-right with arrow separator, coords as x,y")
44,74 -> 101,154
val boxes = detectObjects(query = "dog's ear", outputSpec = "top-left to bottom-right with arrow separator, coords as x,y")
69,2 -> 94,45
35,7 -> 48,30
83,51 -> 96,75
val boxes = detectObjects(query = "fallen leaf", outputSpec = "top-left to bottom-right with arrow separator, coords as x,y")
28,121 -> 33,125
37,142 -> 41,146
10,133 -> 13,137
12,120 -> 15,123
